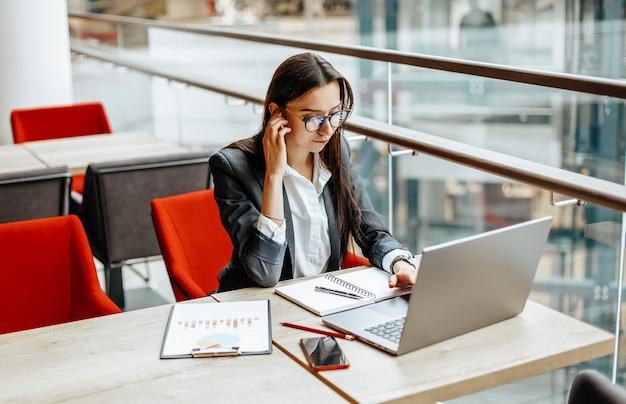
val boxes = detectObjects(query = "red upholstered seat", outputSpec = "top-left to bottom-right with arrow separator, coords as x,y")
0,215 -> 121,334
10,102 -> 112,144
72,173 -> 86,195
151,189 -> 370,300
341,252 -> 371,269
151,189 -> 231,301
10,102 -> 112,194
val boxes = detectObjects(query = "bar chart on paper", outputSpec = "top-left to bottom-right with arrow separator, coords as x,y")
179,315 -> 262,348
160,300 -> 272,358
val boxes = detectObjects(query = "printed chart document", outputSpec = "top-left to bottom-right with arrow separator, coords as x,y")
160,300 -> 272,359
275,267 -> 412,316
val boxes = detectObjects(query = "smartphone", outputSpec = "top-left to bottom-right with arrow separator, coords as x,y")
299,336 -> 350,371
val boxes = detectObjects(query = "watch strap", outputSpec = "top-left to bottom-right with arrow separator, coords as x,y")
390,255 -> 416,274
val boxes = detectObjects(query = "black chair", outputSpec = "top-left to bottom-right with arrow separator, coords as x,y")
0,166 -> 70,224
568,369 -> 626,404
74,151 -> 213,309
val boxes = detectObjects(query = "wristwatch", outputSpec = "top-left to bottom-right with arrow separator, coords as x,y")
390,255 -> 416,274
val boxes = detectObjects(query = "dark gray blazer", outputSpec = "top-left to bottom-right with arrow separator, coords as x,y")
209,136 -> 409,291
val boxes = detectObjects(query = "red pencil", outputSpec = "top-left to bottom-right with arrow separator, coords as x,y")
280,322 -> 355,341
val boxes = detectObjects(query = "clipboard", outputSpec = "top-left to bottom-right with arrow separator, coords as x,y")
160,300 -> 272,359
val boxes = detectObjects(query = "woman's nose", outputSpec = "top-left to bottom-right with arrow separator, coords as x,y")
318,118 -> 333,135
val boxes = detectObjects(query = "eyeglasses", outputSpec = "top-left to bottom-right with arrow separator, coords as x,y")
283,107 -> 350,133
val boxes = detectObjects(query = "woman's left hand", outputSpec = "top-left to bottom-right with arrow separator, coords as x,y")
388,261 -> 417,288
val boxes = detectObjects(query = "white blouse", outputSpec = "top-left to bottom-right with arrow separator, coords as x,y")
257,152 -> 331,278
257,152 -> 408,277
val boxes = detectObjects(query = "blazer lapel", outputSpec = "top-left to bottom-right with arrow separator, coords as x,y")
283,189 -> 295,277
255,164 -> 296,279
323,184 -> 340,270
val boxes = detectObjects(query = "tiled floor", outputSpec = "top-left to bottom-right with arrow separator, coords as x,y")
94,258 -> 175,311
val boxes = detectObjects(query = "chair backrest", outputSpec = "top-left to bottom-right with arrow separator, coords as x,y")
80,151 -> 213,266
152,189 -> 232,301
0,215 -> 121,334
0,166 -> 70,224
341,252 -> 371,269
10,102 -> 112,144
568,369 -> 626,404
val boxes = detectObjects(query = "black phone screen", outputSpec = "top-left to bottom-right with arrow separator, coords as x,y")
299,336 -> 350,371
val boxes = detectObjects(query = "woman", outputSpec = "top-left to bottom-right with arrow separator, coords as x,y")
209,52 -> 417,292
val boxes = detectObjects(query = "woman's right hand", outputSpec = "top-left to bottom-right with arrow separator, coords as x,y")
262,111 -> 290,177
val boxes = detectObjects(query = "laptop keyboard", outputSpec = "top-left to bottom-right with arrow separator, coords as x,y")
364,316 -> 406,343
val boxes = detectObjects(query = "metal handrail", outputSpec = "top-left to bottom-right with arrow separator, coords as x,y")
68,11 -> 626,99
69,14 -> 626,215
70,41 -> 626,214
350,116 -> 626,213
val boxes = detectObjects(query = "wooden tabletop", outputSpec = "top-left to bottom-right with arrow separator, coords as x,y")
22,132 -> 189,175
212,269 -> 615,404
0,300 -> 346,403
0,143 -> 47,174
0,268 -> 614,403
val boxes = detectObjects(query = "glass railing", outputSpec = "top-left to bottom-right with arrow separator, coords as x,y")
68,10 -> 626,401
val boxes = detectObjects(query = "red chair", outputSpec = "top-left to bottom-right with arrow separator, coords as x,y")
0,215 -> 121,334
341,252 -> 371,269
151,189 -> 370,301
10,102 -> 112,194
151,189 -> 231,301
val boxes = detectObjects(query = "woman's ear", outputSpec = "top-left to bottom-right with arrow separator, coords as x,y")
268,102 -> 281,116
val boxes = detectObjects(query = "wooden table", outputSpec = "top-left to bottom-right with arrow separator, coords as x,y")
0,300 -> 346,403
22,132 -> 189,175
212,268 -> 615,404
0,143 -> 47,174
0,270 -> 614,403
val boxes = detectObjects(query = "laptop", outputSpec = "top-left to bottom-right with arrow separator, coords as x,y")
322,216 -> 552,355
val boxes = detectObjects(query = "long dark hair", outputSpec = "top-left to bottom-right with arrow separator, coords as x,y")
229,52 -> 366,260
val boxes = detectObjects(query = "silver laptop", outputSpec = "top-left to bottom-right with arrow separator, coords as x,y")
322,216 -> 552,355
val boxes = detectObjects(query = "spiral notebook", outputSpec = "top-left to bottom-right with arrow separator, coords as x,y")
275,267 -> 413,316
